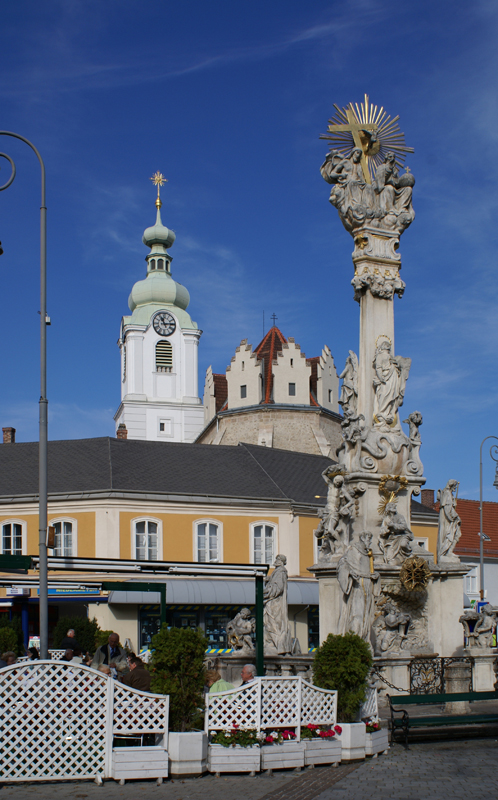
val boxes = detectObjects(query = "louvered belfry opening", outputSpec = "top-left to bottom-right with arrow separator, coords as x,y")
156,340 -> 173,372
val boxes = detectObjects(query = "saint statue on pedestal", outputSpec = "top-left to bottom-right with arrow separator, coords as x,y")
263,554 -> 292,655
338,531 -> 380,644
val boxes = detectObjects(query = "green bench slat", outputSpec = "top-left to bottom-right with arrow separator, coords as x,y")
394,714 -> 498,728
389,691 -> 498,705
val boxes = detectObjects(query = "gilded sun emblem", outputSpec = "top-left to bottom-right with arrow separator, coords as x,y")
320,94 -> 414,183
399,556 -> 431,592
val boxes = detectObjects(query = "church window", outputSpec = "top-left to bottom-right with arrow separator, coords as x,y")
196,521 -> 221,563
150,259 -> 156,270
288,382 -> 296,396
328,389 -> 332,403
51,520 -> 75,557
157,258 -> 164,270
240,384 -> 247,399
252,523 -> 275,565
242,361 -> 245,370
290,358 -> 294,367
1,521 -> 23,555
156,340 -> 173,372
134,520 -> 158,561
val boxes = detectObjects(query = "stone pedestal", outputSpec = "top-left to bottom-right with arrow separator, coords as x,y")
466,649 -> 497,691
214,654 -> 313,686
374,655 -> 411,696
444,661 -> 472,713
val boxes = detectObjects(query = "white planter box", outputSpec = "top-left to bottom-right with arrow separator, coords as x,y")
260,741 -> 305,771
168,731 -> 207,777
304,738 -> 341,766
208,744 -> 260,774
111,747 -> 169,781
365,728 -> 389,757
339,723 -> 366,761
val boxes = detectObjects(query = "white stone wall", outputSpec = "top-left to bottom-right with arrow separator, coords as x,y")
203,366 -> 217,426
316,345 -> 339,414
226,340 -> 262,409
273,339 -> 311,405
115,310 -> 203,442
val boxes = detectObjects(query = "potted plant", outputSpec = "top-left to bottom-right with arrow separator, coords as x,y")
260,728 -> 305,771
364,718 -> 389,757
150,625 -> 208,776
313,632 -> 373,761
208,725 -> 261,775
301,723 -> 342,767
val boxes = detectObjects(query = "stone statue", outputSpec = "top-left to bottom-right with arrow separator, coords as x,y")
338,531 -> 380,645
314,470 -> 355,560
320,148 -> 415,235
374,601 -> 411,655
403,411 -> 424,475
437,480 -> 461,561
460,604 -> 498,649
226,608 -> 255,654
379,502 -> 414,564
339,351 -> 358,419
263,554 -> 292,655
372,340 -> 411,428
372,154 -> 415,233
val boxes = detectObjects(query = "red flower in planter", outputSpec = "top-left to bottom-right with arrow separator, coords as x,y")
265,735 -> 274,744
307,723 -> 318,730
334,725 -> 342,735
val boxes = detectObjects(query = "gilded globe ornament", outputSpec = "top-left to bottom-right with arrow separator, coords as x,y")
399,556 -> 431,592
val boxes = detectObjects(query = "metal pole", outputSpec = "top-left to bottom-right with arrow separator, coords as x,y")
478,435 -> 498,603
255,574 -> 264,676
0,132 -> 48,657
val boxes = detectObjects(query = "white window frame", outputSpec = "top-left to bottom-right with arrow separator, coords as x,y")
49,517 -> 77,557
250,521 -> 277,565
194,519 -> 223,563
465,565 -> 479,597
414,538 -> 429,552
313,527 -> 323,564
131,517 -> 163,562
0,519 -> 27,556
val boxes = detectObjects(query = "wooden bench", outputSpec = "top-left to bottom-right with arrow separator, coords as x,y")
387,691 -> 498,745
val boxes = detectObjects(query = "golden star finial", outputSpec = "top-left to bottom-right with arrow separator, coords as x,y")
150,171 -> 168,209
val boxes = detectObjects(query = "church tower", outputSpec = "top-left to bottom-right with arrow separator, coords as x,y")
114,174 -> 204,442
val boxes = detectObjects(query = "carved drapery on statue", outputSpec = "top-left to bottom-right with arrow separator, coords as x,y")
379,502 -> 414,565
263,554 -> 292,655
338,351 -> 358,419
320,149 -> 415,236
225,608 -> 255,654
372,339 -> 411,428
460,605 -> 498,649
314,470 -> 355,561
337,532 -> 380,644
437,480 -> 462,562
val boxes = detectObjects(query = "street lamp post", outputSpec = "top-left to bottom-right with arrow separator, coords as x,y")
478,435 -> 498,602
0,132 -> 48,658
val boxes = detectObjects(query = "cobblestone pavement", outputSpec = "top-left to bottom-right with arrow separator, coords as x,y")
0,739 -> 497,799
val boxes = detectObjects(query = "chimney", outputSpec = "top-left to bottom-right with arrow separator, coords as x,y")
2,427 -> 16,444
420,489 -> 435,508
116,423 -> 128,440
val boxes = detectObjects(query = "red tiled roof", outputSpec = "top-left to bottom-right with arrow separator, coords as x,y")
254,326 -> 287,404
441,498 -> 498,557
212,373 -> 228,414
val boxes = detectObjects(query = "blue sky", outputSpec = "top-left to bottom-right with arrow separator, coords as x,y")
1,0 -> 497,499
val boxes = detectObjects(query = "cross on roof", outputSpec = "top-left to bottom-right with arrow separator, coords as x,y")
271,313 -> 278,327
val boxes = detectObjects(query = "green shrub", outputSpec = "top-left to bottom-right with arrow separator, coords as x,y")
0,626 -> 17,656
312,632 -> 372,722
52,616 -> 101,654
0,616 -> 23,656
150,625 -> 207,732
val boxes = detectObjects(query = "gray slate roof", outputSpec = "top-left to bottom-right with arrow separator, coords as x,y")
0,437 -> 438,517
0,438 -> 333,506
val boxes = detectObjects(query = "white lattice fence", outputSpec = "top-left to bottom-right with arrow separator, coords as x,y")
0,661 -> 169,783
357,686 -> 378,721
113,681 -> 168,736
301,680 -> 337,725
206,677 -> 337,740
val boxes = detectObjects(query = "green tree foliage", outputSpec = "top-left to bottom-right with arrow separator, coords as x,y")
52,616 -> 101,654
150,625 -> 207,732
0,626 -> 17,656
94,629 -> 116,649
0,615 -> 23,655
312,632 -> 373,723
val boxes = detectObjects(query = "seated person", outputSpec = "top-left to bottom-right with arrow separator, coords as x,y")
121,656 -> 151,692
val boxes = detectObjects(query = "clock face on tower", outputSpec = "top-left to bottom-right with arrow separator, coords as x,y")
153,311 -> 176,337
